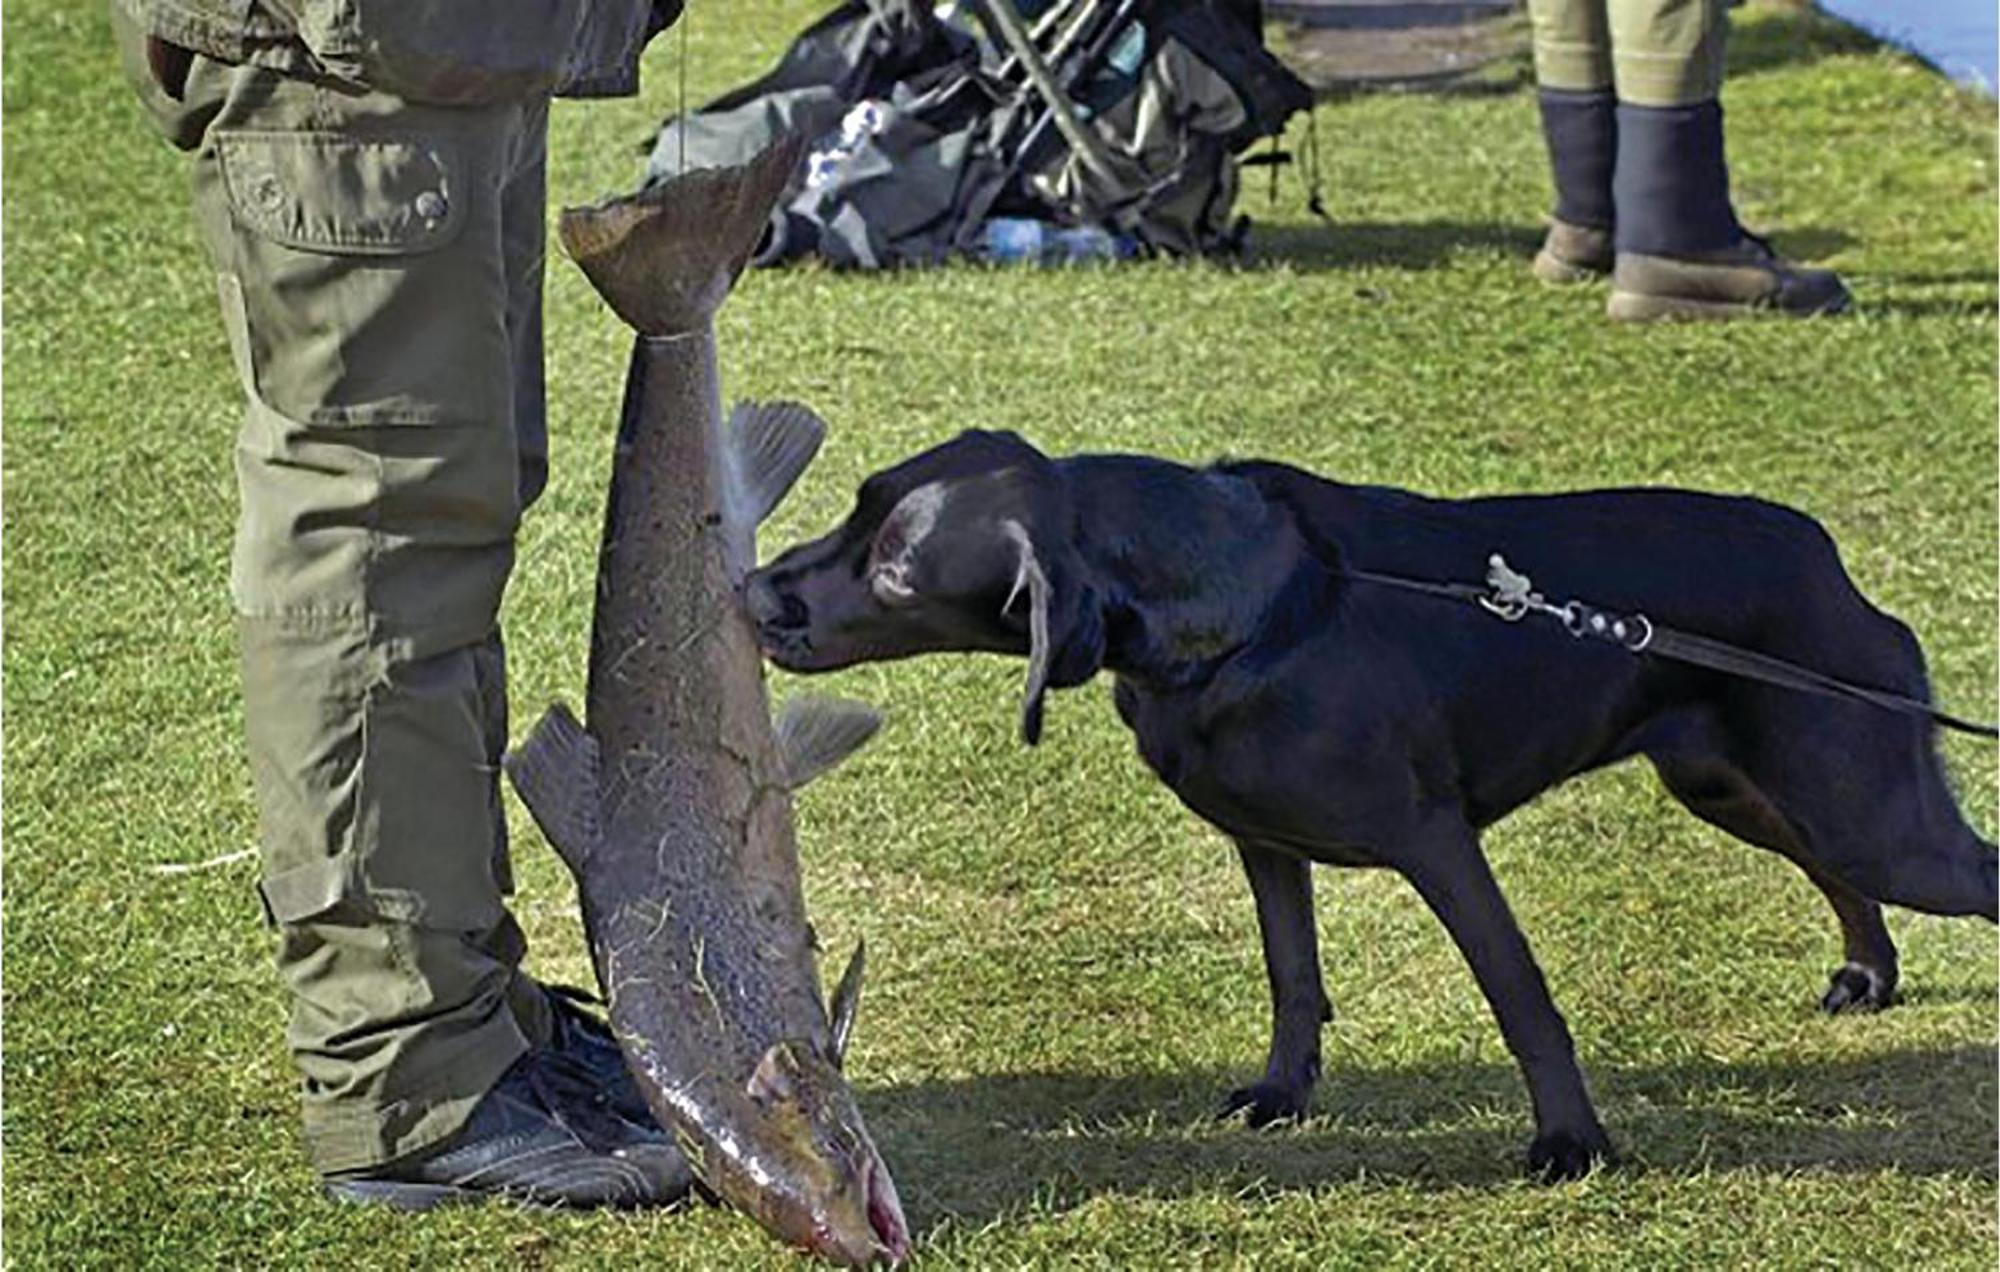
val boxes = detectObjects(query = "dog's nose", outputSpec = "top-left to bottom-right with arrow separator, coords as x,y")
744,572 -> 806,629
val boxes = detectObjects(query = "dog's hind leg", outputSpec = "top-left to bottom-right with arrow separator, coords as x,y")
1698,690 -> 1997,922
1652,751 -> 1901,1012
1790,781 -> 1997,923
1388,814 -> 1614,1181
1221,840 -> 1332,1127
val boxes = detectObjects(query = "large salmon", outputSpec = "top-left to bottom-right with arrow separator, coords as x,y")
505,137 -> 911,1266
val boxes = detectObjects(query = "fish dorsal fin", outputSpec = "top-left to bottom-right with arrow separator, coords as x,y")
828,939 -> 865,1069
503,702 -> 603,875
725,400 -> 827,535
775,696 -> 883,788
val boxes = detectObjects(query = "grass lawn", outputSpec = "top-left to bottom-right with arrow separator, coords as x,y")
5,1 -> 1995,1266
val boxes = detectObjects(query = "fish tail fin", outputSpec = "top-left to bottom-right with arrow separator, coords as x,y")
724,399 -> 827,546
557,134 -> 803,336
775,696 -> 883,789
503,702 -> 604,876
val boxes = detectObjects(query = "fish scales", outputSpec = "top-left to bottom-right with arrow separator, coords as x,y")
589,331 -> 823,1052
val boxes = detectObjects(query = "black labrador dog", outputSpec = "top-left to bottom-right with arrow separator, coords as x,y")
745,430 -> 1996,1179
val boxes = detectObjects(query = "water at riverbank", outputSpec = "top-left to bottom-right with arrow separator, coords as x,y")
1820,0 -> 1995,94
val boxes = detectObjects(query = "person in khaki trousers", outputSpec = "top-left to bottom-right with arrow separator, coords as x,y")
113,1 -> 694,1208
1526,0 -> 1850,320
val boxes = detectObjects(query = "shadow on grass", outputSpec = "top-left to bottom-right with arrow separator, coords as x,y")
1859,267 -> 2000,318
1247,222 -> 1878,276
1893,982 -> 2000,1008
1862,299 -> 2000,320
1869,270 -> 2000,289
1247,220 -> 1542,271
866,1045 -> 1996,1234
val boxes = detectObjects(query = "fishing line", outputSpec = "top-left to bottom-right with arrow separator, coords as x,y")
678,0 -> 691,176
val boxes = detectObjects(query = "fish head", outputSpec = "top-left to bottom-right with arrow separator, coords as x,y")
746,429 -> 1105,744
716,1039 -> 911,1267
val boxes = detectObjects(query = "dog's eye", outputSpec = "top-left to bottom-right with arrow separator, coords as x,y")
871,523 -> 905,562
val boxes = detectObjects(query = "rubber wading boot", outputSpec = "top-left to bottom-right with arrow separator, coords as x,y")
324,1050 -> 694,1211
1533,218 -> 1614,285
1606,233 -> 1851,321
1534,88 -> 1617,286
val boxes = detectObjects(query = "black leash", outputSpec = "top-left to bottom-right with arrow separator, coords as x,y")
1338,554 -> 1999,740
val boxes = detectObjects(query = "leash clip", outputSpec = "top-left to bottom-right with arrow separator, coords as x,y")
1479,554 -> 1655,652
1479,553 -> 1541,621
1560,601 -> 1656,651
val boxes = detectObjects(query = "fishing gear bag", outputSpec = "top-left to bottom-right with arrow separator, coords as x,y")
642,0 -> 1313,267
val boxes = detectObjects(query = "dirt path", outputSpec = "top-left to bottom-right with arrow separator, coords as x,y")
1270,0 -> 1528,94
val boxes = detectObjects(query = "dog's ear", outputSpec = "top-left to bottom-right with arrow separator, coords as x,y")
999,518 -> 1104,745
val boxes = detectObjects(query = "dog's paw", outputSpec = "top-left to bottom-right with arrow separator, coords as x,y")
1525,1125 -> 1616,1183
1820,963 -> 1897,1014
1218,1080 -> 1309,1128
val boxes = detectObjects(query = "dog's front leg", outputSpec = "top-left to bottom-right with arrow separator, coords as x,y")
1221,839 -> 1332,1127
1390,813 -> 1615,1181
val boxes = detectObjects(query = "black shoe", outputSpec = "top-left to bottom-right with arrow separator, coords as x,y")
540,983 -> 656,1127
323,1050 -> 694,1212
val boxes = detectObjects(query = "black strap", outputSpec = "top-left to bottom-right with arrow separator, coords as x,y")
1643,626 -> 1999,738
1336,564 -> 1999,740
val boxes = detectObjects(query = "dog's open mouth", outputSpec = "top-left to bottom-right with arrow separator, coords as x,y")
754,621 -> 814,668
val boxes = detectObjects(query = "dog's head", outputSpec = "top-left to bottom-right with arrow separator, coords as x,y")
747,430 -> 1105,744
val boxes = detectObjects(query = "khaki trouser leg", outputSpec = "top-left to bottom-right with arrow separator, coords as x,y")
1609,0 -> 1727,106
495,101 -> 557,1056
1529,0 -> 1614,93
185,55 -> 553,1173
1531,0 -> 1726,102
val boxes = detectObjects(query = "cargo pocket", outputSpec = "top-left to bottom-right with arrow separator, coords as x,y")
219,133 -> 465,254
214,130 -> 494,429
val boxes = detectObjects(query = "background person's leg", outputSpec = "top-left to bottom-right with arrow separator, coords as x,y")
1608,0 -> 1734,253
1606,0 -> 1849,318
1528,0 -> 1618,282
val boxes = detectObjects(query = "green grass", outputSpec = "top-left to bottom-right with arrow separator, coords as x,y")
5,1 -> 1995,1266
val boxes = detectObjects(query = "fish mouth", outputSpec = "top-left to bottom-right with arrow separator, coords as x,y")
864,1155 -> 912,1265
806,1153 -> 910,1267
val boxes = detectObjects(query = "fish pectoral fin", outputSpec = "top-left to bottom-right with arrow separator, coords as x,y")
726,400 -> 827,532
503,702 -> 604,873
828,938 -> 865,1069
775,696 -> 883,788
